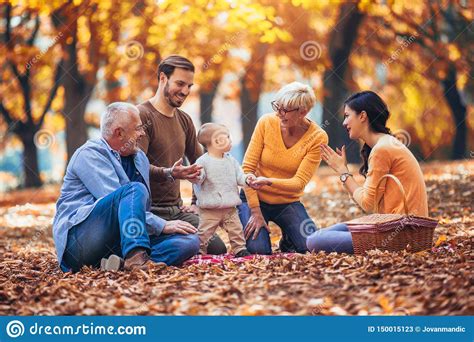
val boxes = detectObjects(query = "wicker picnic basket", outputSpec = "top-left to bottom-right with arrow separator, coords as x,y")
346,174 -> 438,254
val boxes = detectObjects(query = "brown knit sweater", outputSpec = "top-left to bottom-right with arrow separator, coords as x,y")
137,101 -> 202,207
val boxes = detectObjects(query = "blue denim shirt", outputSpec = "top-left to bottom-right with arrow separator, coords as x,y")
52,138 -> 166,267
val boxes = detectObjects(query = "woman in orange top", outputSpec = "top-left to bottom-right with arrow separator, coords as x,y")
237,82 -> 328,254
306,91 -> 428,253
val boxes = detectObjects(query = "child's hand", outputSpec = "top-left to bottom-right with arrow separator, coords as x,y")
248,176 -> 272,190
179,204 -> 199,215
245,174 -> 256,186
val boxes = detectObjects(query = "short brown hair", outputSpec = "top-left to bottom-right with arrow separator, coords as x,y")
158,55 -> 195,79
197,123 -> 227,147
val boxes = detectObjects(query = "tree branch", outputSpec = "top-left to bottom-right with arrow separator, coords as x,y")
38,60 -> 64,128
4,3 -> 12,45
388,6 -> 434,41
0,102 -> 14,126
26,14 -> 40,46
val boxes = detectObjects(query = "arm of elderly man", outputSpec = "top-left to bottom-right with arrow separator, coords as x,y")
71,143 -> 166,236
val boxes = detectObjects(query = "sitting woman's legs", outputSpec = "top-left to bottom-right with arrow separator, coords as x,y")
63,182 -> 151,271
306,223 -> 354,254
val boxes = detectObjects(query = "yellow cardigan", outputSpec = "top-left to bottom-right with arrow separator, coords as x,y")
242,114 -> 328,208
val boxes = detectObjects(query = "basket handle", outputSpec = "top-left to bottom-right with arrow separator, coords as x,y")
374,174 -> 409,215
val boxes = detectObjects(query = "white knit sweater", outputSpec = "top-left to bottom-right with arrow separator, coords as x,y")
193,153 -> 248,209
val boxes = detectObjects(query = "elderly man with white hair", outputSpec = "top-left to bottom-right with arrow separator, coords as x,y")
53,102 -> 199,272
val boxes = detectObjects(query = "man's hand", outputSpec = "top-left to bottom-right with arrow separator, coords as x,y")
170,158 -> 203,181
179,204 -> 199,215
162,220 -> 197,235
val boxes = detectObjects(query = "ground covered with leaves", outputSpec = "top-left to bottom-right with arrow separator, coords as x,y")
0,161 -> 472,315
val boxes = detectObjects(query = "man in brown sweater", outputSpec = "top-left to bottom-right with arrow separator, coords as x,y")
138,55 -> 226,254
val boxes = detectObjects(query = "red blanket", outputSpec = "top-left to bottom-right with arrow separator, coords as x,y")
183,253 -> 298,266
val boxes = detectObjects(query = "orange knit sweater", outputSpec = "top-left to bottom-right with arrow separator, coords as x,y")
242,114 -> 328,208
353,134 -> 428,216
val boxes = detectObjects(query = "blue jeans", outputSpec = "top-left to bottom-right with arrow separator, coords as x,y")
306,223 -> 354,254
237,191 -> 316,254
62,182 -> 199,272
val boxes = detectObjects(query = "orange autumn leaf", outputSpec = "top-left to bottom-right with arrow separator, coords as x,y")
435,235 -> 447,247
378,296 -> 393,314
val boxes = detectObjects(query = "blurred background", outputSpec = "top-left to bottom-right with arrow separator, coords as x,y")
0,0 -> 472,191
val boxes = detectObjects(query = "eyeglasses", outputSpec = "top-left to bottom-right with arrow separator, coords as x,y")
271,101 -> 299,115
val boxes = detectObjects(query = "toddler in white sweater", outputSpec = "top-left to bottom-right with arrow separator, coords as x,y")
193,123 -> 254,257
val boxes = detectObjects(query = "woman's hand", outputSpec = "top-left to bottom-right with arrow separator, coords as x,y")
247,176 -> 272,190
321,144 -> 349,174
244,207 -> 269,240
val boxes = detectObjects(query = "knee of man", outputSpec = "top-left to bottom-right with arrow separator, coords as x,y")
128,182 -> 148,197
179,234 -> 200,257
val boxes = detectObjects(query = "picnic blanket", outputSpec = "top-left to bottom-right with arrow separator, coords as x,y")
183,253 -> 298,266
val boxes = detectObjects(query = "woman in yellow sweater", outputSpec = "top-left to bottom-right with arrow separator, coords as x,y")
306,91 -> 428,253
238,82 -> 328,254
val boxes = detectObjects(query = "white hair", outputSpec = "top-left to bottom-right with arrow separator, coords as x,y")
274,82 -> 316,111
100,102 -> 139,138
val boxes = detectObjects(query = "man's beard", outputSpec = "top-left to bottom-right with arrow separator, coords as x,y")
164,83 -> 185,108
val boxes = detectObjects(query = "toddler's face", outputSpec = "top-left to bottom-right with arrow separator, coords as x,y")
210,127 -> 232,152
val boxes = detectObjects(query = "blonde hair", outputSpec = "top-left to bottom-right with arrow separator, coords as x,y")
274,82 -> 316,112
197,122 -> 227,147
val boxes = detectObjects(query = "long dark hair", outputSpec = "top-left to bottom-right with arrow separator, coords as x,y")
344,91 -> 391,177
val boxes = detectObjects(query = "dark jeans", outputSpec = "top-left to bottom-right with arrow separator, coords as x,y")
237,190 -> 316,254
151,204 -> 227,255
63,182 -> 199,272
306,223 -> 354,254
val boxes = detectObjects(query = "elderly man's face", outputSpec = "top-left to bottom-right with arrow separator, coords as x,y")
118,110 -> 146,156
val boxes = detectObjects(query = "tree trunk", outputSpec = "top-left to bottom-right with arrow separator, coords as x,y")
322,3 -> 364,163
61,10 -> 94,162
20,129 -> 42,188
240,43 -> 269,151
53,4 -> 96,163
199,81 -> 219,124
63,85 -> 92,161
442,63 -> 467,159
